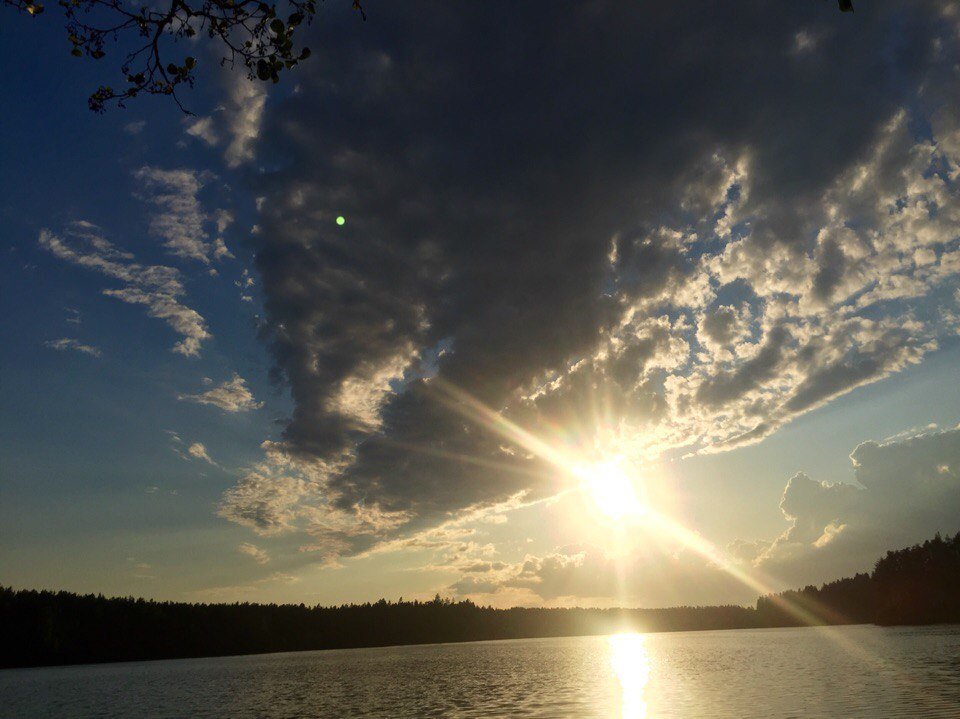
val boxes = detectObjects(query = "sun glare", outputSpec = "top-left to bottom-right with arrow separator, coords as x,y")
578,461 -> 647,521
609,633 -> 650,719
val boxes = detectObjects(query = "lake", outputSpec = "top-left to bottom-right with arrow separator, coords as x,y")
2,625 -> 959,717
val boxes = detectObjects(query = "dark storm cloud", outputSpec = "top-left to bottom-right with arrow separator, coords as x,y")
229,1 -> 960,540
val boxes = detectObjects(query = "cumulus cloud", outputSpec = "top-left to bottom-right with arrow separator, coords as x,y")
134,166 -> 233,264
696,304 -> 753,361
749,425 -> 960,585
178,373 -> 263,412
216,1 -> 960,562
44,337 -> 101,357
39,224 -> 210,357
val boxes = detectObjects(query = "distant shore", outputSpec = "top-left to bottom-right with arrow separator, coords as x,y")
3,532 -> 958,669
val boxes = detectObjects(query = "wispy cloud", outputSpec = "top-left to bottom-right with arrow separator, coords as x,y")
178,373 -> 263,412
39,224 -> 210,357
190,570 -> 299,601
188,442 -> 216,465
63,307 -> 82,326
176,72 -> 266,168
184,116 -> 220,147
224,78 -> 266,168
44,337 -> 101,357
168,430 -> 220,467
134,166 -> 233,265
238,542 -> 270,564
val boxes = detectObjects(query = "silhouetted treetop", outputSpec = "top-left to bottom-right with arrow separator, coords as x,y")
3,0 -> 364,112
757,532 -> 960,627
0,588 -> 756,668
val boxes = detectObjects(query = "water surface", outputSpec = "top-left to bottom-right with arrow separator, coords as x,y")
2,625 -> 959,717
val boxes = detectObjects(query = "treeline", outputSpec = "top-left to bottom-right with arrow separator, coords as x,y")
3,532 -> 959,668
756,532 -> 960,627
756,572 -> 876,625
0,591 -> 755,668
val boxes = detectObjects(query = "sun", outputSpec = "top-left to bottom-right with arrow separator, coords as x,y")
576,460 -> 648,521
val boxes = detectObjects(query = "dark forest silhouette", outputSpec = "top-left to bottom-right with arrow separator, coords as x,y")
3,532 -> 958,669
756,531 -> 960,627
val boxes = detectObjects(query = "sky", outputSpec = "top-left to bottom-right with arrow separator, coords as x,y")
2,0 -> 960,609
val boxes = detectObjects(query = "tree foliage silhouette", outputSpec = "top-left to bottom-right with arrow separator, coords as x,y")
0,591 -> 755,668
2,0 -> 364,112
756,532 -> 960,626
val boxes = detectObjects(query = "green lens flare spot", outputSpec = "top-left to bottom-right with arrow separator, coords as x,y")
336,216 -> 346,226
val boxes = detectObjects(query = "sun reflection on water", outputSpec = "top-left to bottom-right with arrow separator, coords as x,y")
609,633 -> 650,719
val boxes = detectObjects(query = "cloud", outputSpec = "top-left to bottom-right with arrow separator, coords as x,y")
443,428 -> 960,602
126,557 -> 156,581
219,468 -> 307,536
446,544 -> 758,608
166,429 -> 185,456
791,29 -> 824,56
39,224 -> 210,357
238,542 -> 270,564
187,442 -> 216,465
123,120 -> 146,135
267,571 -> 301,584
215,209 -> 234,235
190,570 -> 301,601
224,77 -> 266,168
217,441 -> 411,563
217,0 -> 960,560
750,425 -> 960,584
184,116 -> 220,147
134,166 -> 233,264
696,304 -> 753,361
178,373 -> 263,412
175,70 -> 266,168
44,338 -> 101,357
235,267 -> 256,303
64,307 -> 82,326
